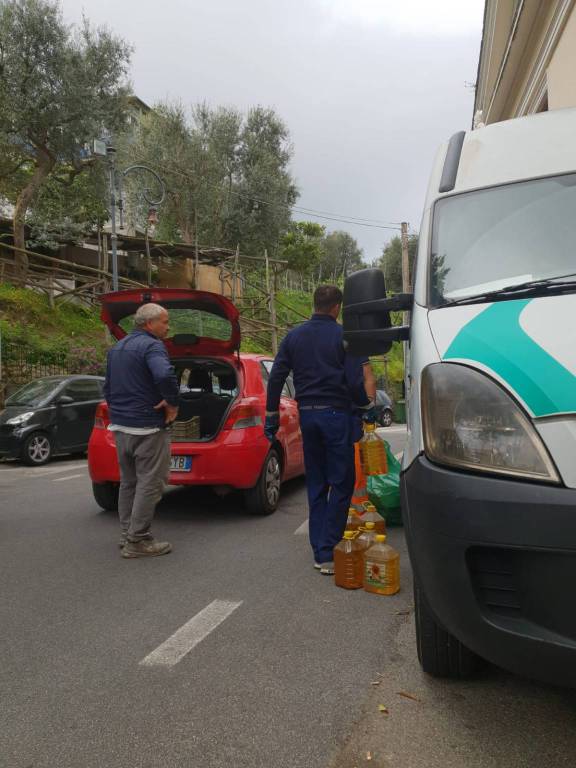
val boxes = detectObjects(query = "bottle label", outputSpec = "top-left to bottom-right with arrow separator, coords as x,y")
365,559 -> 398,589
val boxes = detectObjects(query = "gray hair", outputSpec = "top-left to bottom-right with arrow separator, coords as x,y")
134,303 -> 166,327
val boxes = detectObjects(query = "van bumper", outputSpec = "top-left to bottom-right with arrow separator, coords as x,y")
402,456 -> 576,687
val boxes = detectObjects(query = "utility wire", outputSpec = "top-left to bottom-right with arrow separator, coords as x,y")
133,158 -> 401,231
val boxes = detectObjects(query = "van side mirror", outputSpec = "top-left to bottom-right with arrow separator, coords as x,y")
342,268 -> 412,356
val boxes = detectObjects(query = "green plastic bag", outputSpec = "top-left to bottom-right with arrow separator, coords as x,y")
367,440 -> 402,526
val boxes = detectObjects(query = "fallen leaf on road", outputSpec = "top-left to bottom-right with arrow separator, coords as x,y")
378,704 -> 388,714
397,691 -> 421,702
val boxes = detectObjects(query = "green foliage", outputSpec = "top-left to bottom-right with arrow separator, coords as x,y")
0,283 -> 107,362
379,234 -> 419,293
275,289 -> 313,327
279,223 -> 365,283
126,102 -> 298,254
320,230 -> 365,281
66,345 -> 106,376
0,0 -> 132,250
0,0 -> 131,163
26,164 -> 109,249
279,221 -> 325,273
240,335 -> 271,355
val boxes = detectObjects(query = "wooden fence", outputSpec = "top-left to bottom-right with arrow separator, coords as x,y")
0,242 -> 146,308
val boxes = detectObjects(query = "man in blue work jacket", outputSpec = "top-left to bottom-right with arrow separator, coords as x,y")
104,302 -> 179,558
265,285 -> 375,574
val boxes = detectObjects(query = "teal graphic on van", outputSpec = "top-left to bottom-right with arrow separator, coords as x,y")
443,300 -> 576,417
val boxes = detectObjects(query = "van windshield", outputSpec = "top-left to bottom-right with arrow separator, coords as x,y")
429,173 -> 576,307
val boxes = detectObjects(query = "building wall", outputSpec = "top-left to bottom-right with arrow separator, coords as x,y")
474,0 -> 576,126
157,260 -> 242,298
547,2 -> 576,108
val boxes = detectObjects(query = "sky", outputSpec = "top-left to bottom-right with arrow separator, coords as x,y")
60,0 -> 485,262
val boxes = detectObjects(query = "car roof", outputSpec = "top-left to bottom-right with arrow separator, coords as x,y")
240,353 -> 272,361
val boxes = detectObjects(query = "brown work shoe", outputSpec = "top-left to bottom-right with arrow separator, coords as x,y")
122,539 -> 172,558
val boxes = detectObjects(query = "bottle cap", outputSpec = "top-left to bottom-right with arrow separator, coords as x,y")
375,534 -> 387,542
343,531 -> 355,540
364,423 -> 376,432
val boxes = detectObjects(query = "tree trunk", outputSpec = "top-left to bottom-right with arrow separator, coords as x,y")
13,149 -> 54,279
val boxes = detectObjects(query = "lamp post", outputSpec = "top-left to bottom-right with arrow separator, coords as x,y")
106,146 -> 119,291
145,206 -> 158,285
106,148 -> 165,291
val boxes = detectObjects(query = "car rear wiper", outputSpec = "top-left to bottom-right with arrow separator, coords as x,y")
441,274 -> 576,307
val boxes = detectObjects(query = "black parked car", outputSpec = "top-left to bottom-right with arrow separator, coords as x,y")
0,375 -> 105,466
374,389 -> 394,427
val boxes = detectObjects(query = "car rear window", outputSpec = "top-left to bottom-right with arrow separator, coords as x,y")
119,309 -> 232,341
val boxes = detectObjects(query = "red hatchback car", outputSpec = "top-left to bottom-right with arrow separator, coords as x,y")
88,288 -> 304,515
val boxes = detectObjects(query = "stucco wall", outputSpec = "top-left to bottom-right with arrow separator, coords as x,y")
547,2 -> 576,109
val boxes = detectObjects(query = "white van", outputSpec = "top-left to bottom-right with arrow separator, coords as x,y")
343,108 -> 576,687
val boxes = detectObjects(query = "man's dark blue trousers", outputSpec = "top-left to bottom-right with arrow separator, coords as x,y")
299,408 -> 355,564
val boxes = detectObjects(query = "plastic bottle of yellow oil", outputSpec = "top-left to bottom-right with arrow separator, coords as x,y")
345,508 -> 362,532
360,423 -> 388,476
363,534 -> 400,595
360,502 -> 386,534
357,521 -> 377,551
334,531 -> 364,589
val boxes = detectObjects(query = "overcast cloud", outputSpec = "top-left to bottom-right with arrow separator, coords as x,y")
61,0 -> 484,261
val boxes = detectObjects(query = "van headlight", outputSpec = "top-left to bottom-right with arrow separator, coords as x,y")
421,364 -> 559,483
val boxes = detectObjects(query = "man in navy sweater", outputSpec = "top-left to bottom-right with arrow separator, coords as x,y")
104,303 -> 179,558
265,285 -> 375,573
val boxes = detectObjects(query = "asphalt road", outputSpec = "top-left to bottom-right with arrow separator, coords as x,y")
2,426 -> 576,768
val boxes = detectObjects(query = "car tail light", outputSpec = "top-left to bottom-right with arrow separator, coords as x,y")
223,398 -> 263,430
94,402 -> 110,430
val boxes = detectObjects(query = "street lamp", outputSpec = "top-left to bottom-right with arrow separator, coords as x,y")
106,149 -> 166,291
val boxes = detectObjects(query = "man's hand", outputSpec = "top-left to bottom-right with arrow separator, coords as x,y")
264,412 -> 280,442
154,400 -> 179,425
361,401 -> 377,424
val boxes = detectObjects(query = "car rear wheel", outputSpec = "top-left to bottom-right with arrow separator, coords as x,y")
380,408 -> 393,427
21,432 -> 52,466
414,578 -> 480,679
92,482 -> 119,512
244,448 -> 281,515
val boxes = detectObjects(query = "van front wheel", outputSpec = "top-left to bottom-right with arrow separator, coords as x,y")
414,578 -> 480,679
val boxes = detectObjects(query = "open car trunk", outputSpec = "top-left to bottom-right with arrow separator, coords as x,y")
172,358 -> 239,441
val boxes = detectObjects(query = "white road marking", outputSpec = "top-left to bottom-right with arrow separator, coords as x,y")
52,474 -> 84,482
140,599 -> 243,668
34,463 -> 87,477
294,519 -> 309,535
0,463 -> 86,478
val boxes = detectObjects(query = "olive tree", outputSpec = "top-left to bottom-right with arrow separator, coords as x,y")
0,0 -> 131,272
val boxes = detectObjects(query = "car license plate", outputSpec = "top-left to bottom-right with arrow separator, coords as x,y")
170,455 -> 192,472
